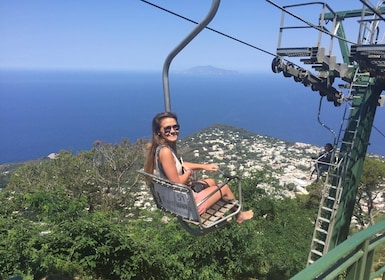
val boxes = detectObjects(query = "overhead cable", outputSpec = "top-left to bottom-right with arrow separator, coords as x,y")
140,0 -> 276,57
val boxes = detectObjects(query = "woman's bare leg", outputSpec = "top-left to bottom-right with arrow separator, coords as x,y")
200,180 -> 236,201
198,185 -> 225,209
198,182 -> 253,223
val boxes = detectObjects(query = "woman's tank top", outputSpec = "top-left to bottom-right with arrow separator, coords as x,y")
155,145 -> 183,179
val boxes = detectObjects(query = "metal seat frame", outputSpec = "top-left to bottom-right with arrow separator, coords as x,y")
138,170 -> 242,235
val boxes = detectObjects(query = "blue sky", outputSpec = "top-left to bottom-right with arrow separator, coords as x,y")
3,0 -> 385,160
0,0 -> 362,72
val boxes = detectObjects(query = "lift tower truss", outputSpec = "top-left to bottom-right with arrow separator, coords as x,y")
268,0 -> 385,266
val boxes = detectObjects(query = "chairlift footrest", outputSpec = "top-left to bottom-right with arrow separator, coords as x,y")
198,199 -> 239,227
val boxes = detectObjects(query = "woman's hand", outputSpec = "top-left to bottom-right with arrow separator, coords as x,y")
184,167 -> 194,176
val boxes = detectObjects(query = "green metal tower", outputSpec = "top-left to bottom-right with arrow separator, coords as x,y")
269,0 -> 385,266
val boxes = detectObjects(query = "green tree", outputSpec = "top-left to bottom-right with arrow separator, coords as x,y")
7,139 -> 145,215
1,140 -> 317,279
91,139 -> 145,213
355,157 -> 385,227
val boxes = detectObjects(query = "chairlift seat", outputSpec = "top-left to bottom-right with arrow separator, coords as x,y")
138,170 -> 242,235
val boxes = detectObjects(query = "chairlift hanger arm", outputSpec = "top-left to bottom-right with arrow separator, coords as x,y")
317,96 -> 337,143
162,0 -> 220,112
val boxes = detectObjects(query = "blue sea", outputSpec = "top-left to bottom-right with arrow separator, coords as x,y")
2,69 -> 385,164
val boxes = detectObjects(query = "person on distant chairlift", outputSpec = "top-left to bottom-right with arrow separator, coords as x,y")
308,143 -> 334,182
144,112 -> 253,224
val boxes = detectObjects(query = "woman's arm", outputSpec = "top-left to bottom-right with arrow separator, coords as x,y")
159,147 -> 192,184
183,161 -> 218,172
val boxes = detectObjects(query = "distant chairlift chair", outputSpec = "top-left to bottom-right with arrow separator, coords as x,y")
138,169 -> 242,235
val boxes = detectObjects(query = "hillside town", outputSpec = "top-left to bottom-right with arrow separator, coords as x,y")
181,124 -> 325,195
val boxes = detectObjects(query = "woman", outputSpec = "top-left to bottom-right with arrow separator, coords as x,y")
144,112 -> 253,224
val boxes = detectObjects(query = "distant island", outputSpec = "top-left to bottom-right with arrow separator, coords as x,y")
177,65 -> 239,75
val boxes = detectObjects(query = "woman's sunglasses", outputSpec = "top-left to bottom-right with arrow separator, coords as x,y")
163,124 -> 180,134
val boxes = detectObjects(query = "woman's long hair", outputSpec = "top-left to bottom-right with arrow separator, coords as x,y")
144,112 -> 178,174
